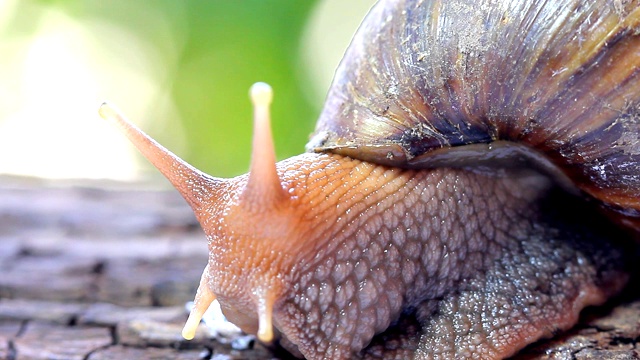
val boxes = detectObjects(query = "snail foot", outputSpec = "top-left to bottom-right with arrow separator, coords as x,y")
362,184 -> 633,359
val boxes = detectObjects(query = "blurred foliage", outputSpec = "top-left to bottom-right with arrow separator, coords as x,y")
171,1 -> 319,177
15,0 -> 322,178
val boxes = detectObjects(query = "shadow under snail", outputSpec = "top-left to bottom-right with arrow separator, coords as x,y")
98,0 -> 640,358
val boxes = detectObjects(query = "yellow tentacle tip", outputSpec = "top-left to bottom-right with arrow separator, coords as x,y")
181,317 -> 199,340
182,265 -> 216,341
98,102 -> 116,120
250,82 -> 273,107
257,319 -> 274,343
256,287 -> 275,343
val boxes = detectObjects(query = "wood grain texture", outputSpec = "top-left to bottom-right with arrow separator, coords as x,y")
0,176 -> 636,359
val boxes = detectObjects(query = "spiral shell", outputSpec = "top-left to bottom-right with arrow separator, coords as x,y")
308,0 -> 640,216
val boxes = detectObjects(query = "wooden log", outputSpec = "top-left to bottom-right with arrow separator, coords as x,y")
0,176 -> 637,359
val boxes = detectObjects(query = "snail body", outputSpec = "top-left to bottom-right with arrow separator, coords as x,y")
99,0 -> 640,359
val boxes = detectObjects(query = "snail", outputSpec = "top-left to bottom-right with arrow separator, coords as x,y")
97,0 -> 640,359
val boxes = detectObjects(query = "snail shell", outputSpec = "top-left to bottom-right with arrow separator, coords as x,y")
99,0 -> 640,359
309,0 -> 640,222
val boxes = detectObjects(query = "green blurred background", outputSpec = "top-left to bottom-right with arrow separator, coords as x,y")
0,0 -> 375,181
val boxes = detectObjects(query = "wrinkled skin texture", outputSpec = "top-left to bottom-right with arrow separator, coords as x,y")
199,153 -> 629,359
196,0 -> 639,355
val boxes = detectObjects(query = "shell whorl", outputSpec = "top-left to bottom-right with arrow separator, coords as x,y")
308,0 -> 640,214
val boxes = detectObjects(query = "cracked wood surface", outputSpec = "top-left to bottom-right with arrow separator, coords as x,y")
0,176 -> 637,360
